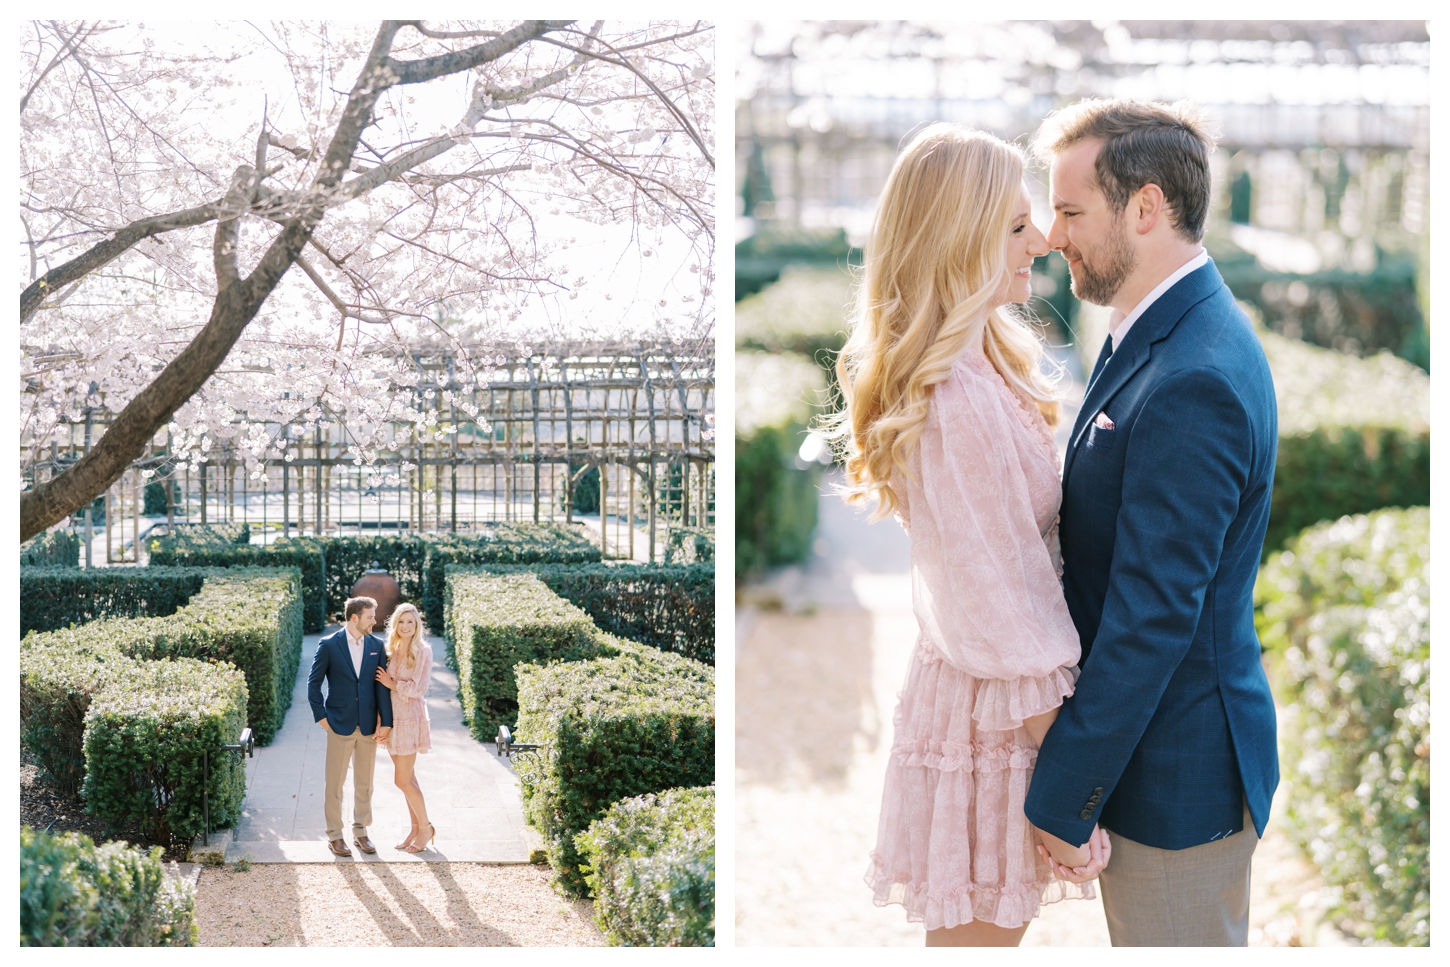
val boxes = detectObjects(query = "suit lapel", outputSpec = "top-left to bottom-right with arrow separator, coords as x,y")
1062,261 -> 1225,486
335,631 -> 359,683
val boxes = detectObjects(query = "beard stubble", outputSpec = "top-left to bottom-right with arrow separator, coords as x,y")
1068,212 -> 1137,306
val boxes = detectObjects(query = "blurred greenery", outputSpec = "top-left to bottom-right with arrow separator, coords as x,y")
1255,508 -> 1429,945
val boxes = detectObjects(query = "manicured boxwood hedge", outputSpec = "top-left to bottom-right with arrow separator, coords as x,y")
576,785 -> 715,946
515,645 -> 714,896
21,566 -> 206,635
488,563 -> 714,664
83,657 -> 249,848
421,525 -> 602,628
736,350 -> 826,579
1255,507 -> 1429,946
664,526 -> 714,565
148,532 -> 327,632
21,826 -> 197,946
1261,328 -> 1430,555
444,570 -> 613,741
20,528 -> 82,567
22,568 -> 304,749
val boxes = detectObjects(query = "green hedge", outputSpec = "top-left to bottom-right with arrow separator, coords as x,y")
494,563 -> 715,665
515,646 -> 714,896
149,531 -> 327,632
736,350 -> 826,579
20,529 -> 82,567
735,264 -> 852,361
444,570 -> 613,740
421,525 -> 602,629
83,657 -> 249,849
20,634 -> 142,797
21,826 -> 197,946
664,526 -> 714,565
20,566 -> 206,635
576,785 -> 715,946
1261,328 -> 1430,555
22,568 -> 304,749
1255,507 -> 1429,945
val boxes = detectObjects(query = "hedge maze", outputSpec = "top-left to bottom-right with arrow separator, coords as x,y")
19,523 -> 716,946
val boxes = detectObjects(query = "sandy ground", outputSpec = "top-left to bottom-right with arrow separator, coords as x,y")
735,471 -> 1344,947
196,863 -> 602,946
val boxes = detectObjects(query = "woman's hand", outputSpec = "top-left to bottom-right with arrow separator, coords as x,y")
376,666 -> 396,689
1036,824 -> 1111,884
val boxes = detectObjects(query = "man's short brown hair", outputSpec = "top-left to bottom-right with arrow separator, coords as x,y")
344,596 -> 377,622
1035,98 -> 1216,243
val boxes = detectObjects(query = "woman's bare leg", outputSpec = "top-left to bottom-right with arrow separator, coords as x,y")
925,921 -> 1030,946
391,753 -> 430,843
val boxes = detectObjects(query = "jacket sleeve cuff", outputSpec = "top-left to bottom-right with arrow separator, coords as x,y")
972,664 -> 1079,732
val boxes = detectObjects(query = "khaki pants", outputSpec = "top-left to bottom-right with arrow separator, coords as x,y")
324,727 -> 376,841
1099,802 -> 1259,946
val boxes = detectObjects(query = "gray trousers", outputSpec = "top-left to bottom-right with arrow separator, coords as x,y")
1099,802 -> 1259,946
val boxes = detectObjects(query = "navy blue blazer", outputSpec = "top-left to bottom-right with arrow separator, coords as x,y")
1023,259 -> 1279,851
307,628 -> 393,736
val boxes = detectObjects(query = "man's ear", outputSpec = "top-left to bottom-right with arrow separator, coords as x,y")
1133,183 -> 1167,235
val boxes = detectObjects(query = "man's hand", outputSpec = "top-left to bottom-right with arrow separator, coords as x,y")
376,726 -> 392,742
1037,824 -> 1111,884
317,717 -> 334,734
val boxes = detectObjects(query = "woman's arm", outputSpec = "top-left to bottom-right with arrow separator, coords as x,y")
1024,706 -> 1091,868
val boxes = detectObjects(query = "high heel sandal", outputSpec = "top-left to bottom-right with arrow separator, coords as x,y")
405,823 -> 436,853
395,826 -> 419,850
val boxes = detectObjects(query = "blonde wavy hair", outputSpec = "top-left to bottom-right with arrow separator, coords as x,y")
383,602 -> 426,671
823,123 -> 1063,520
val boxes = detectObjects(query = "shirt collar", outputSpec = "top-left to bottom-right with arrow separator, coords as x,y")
1109,250 -> 1209,351
346,628 -> 365,648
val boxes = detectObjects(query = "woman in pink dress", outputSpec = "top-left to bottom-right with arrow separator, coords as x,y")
374,602 -> 435,852
826,124 -> 1109,945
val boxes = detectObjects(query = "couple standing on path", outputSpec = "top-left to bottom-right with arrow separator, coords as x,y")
308,596 -> 437,857
830,98 -> 1279,946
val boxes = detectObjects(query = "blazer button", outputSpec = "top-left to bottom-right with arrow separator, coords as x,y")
1094,787 -> 1104,795
1079,809 -> 1093,820
1088,795 -> 1101,804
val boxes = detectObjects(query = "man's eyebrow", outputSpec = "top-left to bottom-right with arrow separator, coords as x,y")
1052,196 -> 1077,211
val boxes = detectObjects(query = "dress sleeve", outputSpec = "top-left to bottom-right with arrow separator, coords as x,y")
394,644 -> 432,699
907,365 -> 1081,730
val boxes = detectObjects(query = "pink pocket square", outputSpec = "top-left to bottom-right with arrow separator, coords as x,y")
1093,411 -> 1115,430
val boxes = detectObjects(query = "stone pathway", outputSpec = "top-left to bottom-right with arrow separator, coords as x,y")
212,629 -> 533,865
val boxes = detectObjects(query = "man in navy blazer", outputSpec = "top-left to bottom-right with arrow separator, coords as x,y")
308,595 -> 393,857
1023,99 -> 1279,945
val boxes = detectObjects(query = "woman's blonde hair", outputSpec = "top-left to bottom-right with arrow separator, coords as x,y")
823,123 -> 1063,520
383,602 -> 426,670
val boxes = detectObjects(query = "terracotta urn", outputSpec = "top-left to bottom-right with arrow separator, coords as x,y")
350,561 -> 401,633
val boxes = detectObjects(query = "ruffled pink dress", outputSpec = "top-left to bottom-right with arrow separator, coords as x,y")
865,346 -> 1094,930
379,642 -> 432,756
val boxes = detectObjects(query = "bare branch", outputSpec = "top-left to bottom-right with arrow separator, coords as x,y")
385,20 -> 573,86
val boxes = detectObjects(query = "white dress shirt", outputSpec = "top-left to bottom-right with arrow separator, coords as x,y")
1109,250 -> 1210,352
346,629 -> 365,678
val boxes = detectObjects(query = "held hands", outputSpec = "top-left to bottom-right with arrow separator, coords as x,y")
1036,824 -> 1111,884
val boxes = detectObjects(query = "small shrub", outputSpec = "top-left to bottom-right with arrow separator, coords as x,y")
83,657 -> 249,849
1255,508 -> 1429,945
515,646 -> 714,895
20,826 -> 197,946
1261,329 -> 1430,554
20,528 -> 82,567
664,526 -> 714,565
576,786 -> 715,946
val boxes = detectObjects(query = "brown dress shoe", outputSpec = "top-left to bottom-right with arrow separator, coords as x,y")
329,838 -> 352,857
354,835 -> 377,854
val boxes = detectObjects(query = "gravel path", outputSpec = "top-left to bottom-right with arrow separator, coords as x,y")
196,863 -> 602,946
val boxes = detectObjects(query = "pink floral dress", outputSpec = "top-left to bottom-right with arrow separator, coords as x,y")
865,346 -> 1093,930
379,642 -> 432,756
